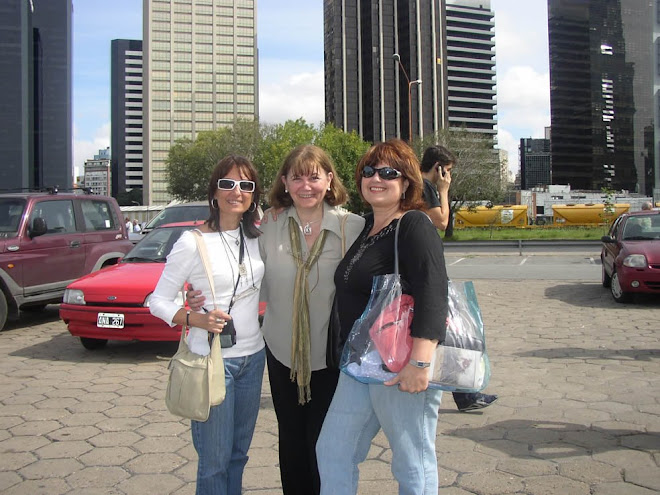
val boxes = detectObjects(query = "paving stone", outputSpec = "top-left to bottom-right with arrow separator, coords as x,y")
558,460 -> 623,484
497,458 -> 557,477
1,478 -> 70,495
47,425 -> 101,441
78,446 -> 138,466
9,419 -> 62,436
116,473 -> 184,494
19,458 -> 83,479
0,471 -> 21,491
133,436 -> 188,454
35,439 -> 93,459
524,474 -> 591,495
89,431 -> 144,447
125,452 -> 187,474
459,470 -> 525,494
624,466 -> 660,492
65,466 -> 130,489
593,482 -> 660,495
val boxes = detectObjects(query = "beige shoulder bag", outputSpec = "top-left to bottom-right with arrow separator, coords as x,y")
165,230 -> 226,422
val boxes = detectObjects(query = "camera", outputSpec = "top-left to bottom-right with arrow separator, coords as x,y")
220,319 -> 236,348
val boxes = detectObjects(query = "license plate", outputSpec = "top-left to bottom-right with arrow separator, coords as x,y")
97,313 -> 124,329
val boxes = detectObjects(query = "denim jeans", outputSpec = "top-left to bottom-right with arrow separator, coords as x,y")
191,347 -> 265,495
316,372 -> 443,495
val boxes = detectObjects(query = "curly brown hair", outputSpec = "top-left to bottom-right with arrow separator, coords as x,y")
354,139 -> 424,211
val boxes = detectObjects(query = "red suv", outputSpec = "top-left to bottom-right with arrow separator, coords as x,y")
0,189 -> 134,329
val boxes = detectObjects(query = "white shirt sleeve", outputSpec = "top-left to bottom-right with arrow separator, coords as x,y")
149,230 -> 197,327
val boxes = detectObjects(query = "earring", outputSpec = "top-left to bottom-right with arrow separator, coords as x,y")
211,198 -> 219,209
285,189 -> 288,193
401,191 -> 406,200
248,202 -> 257,213
327,185 -> 331,191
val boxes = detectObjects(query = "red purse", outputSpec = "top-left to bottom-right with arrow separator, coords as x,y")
368,294 -> 414,372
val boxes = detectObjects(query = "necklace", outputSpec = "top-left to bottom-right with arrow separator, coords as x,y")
219,227 -> 247,277
222,229 -> 240,246
302,218 -> 322,236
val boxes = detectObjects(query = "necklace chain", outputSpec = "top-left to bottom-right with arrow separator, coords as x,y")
300,217 -> 322,236
222,229 -> 240,246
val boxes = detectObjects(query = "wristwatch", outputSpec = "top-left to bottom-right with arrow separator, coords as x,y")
408,358 -> 431,369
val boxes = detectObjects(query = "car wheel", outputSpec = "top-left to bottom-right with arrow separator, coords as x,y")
610,270 -> 630,303
601,262 -> 611,288
0,292 -> 7,331
80,337 -> 108,350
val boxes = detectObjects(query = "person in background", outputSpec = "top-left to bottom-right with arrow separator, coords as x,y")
420,144 -> 498,412
125,216 -> 132,231
188,145 -> 364,495
317,139 -> 448,494
132,219 -> 142,233
641,201 -> 653,211
150,156 -> 266,495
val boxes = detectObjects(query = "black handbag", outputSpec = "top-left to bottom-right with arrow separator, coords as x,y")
326,214 -> 349,370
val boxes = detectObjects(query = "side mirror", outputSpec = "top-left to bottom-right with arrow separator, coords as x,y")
30,217 -> 47,238
601,235 -> 616,243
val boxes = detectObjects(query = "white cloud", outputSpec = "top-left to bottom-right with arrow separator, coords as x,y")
73,123 -> 110,178
259,69 -> 325,125
497,127 -> 519,176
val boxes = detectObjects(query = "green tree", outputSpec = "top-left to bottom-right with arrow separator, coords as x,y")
166,119 -> 264,202
315,123 -> 371,213
413,128 -> 503,237
255,118 -> 318,195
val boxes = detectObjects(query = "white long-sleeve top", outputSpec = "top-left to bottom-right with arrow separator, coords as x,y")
150,228 -> 265,357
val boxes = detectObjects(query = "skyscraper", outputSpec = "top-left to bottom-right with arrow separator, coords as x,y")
520,137 -> 551,189
324,0 -> 448,143
548,0 -> 658,195
0,0 -> 72,190
111,39 -> 143,198
143,0 -> 258,205
445,0 -> 497,137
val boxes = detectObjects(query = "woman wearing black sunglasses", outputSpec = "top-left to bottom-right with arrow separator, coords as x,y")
316,139 -> 449,494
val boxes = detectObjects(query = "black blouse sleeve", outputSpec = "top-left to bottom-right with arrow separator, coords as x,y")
397,210 -> 448,343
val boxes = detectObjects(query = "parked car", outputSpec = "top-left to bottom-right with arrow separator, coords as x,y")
60,219 -> 266,350
140,201 -> 208,236
0,189 -> 134,330
601,210 -> 660,302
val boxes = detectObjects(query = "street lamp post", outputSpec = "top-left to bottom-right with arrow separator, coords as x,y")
393,53 -> 422,142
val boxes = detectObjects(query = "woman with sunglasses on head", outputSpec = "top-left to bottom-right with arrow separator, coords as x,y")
187,145 -> 364,495
150,156 -> 265,495
316,139 -> 449,495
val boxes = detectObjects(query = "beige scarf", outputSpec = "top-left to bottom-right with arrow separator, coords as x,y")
288,217 -> 328,404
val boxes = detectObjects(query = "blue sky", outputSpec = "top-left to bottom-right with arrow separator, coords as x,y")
72,0 -> 550,177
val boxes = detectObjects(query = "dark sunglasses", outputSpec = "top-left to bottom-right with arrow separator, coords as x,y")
217,179 -> 255,192
361,166 -> 402,181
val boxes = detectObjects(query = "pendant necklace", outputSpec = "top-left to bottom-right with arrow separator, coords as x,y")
220,227 -> 247,277
302,218 -> 322,236
222,229 -> 240,246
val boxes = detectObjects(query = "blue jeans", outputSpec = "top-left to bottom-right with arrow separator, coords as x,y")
191,347 -> 265,495
316,373 -> 443,495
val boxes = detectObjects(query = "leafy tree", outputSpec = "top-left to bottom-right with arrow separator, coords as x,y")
412,128 -> 503,237
315,123 -> 371,213
255,118 -> 317,194
116,187 -> 144,206
166,119 -> 264,202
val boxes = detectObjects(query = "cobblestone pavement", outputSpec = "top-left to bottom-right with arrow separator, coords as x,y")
0,279 -> 658,494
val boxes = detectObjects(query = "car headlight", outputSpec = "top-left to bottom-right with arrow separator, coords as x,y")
143,291 -> 184,308
63,289 -> 86,305
623,254 -> 647,268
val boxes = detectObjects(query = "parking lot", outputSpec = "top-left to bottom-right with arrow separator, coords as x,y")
0,277 -> 658,494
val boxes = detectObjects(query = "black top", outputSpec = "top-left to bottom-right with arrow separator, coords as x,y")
334,210 -> 448,345
422,178 -> 440,208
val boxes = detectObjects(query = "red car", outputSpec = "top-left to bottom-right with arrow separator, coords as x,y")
61,221 -> 266,350
601,210 -> 660,302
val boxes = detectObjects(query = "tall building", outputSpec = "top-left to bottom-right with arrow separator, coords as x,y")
0,0 -> 72,191
520,137 -> 551,189
324,0 -> 448,143
143,0 -> 258,206
445,0 -> 497,137
548,0 -> 658,196
111,39 -> 144,198
84,148 -> 112,196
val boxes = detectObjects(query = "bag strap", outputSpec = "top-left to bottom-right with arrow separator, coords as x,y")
340,213 -> 349,257
191,229 -> 218,310
393,211 -> 411,276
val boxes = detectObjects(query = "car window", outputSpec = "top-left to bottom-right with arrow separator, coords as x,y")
0,198 -> 25,236
124,226 -> 189,262
144,205 -> 208,230
81,199 -> 116,231
29,200 -> 76,234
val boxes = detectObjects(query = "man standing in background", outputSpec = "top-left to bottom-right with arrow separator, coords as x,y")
420,144 -> 498,412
